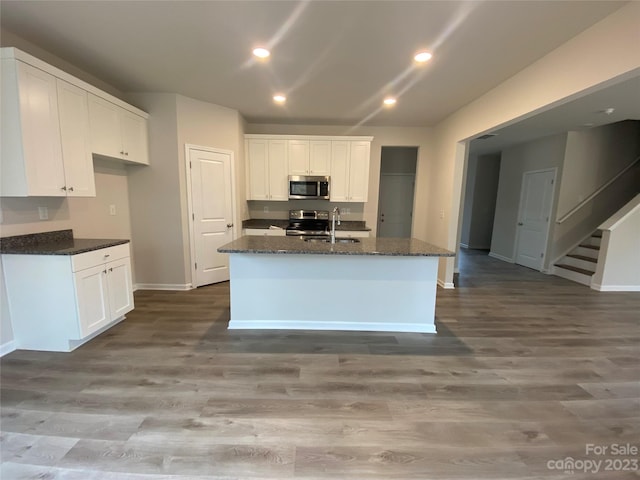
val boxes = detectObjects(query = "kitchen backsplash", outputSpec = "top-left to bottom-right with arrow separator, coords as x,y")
248,200 -> 364,221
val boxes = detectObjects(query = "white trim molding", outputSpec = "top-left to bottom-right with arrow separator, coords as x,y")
489,252 -> 514,263
0,340 -> 16,357
229,320 -> 437,334
134,283 -> 193,291
591,283 -> 640,292
438,279 -> 455,289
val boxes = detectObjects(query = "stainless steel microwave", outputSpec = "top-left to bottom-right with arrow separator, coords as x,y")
288,176 -> 330,200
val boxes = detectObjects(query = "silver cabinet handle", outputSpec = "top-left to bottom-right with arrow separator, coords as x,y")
68,186 -> 74,192
518,222 -> 523,226
61,186 -> 67,191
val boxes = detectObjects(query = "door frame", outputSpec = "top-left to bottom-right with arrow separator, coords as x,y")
514,167 -> 557,272
184,144 -> 237,288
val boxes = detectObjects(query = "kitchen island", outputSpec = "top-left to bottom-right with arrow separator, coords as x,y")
218,236 -> 454,333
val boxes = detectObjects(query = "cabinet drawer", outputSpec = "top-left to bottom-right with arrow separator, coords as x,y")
71,243 -> 130,272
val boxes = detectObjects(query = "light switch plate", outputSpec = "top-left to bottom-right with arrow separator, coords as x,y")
38,206 -> 48,220
109,204 -> 116,216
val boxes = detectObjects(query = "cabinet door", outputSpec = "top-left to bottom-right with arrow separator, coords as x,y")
16,61 -> 66,196
309,140 -> 331,175
288,140 -> 310,175
107,257 -> 134,319
268,140 -> 289,200
247,139 -> 269,200
348,141 -> 370,202
120,110 -> 149,165
88,94 -> 123,159
74,264 -> 110,338
329,141 -> 350,201
57,79 -> 96,197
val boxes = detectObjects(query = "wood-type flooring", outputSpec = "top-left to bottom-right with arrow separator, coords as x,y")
1,249 -> 639,479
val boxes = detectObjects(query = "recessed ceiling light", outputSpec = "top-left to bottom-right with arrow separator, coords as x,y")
253,47 -> 270,59
600,107 -> 615,115
383,97 -> 397,106
273,94 -> 286,104
414,51 -> 433,63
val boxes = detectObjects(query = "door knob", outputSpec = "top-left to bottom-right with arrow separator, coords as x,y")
518,222 -> 523,226
227,223 -> 234,228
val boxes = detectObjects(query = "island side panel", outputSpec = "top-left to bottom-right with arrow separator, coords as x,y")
227,253 -> 438,333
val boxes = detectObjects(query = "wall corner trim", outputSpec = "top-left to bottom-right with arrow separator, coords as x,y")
0,340 -> 17,357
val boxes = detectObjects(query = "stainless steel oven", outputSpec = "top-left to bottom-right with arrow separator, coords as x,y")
285,210 -> 330,237
288,176 -> 330,200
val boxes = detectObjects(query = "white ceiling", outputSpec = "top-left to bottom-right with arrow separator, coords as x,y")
1,0 -> 631,132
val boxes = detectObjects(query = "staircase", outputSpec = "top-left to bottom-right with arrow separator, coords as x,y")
553,231 -> 601,286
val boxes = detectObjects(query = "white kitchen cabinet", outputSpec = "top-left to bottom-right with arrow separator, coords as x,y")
246,138 -> 288,200
243,228 -> 287,236
57,79 -> 96,197
288,139 -> 310,176
288,140 -> 330,176
2,243 -> 134,352
88,94 -> 149,165
1,59 -> 66,196
330,140 -> 370,202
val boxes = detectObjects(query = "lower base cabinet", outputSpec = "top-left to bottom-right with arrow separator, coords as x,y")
2,243 -> 134,352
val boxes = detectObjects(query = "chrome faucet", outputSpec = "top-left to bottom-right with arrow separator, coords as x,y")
330,207 -> 341,244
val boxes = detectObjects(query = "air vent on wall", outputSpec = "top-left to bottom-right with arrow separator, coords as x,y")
477,133 -> 498,140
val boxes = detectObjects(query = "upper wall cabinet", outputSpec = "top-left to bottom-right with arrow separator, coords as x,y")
330,140 -> 371,202
1,59 -> 95,197
288,139 -> 330,176
0,47 -> 149,197
245,134 -> 372,203
88,94 -> 149,165
246,138 -> 289,201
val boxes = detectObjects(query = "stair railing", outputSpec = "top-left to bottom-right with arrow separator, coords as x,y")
556,156 -> 640,224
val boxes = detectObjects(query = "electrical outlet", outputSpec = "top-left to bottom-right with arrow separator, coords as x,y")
263,206 -> 269,213
38,206 -> 49,220
439,209 -> 445,219
109,204 -> 117,216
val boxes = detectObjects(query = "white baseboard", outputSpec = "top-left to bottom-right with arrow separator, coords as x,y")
134,283 -> 193,291
229,320 -> 437,333
591,283 -> 640,292
489,252 -> 514,263
0,340 -> 16,357
438,279 -> 455,289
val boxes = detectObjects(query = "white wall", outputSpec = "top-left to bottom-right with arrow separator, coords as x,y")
551,121 -> 640,261
420,2 -> 640,286
592,195 -> 640,291
127,93 -> 246,288
558,121 -> 640,218
245,124 -> 432,236
126,93 -> 184,287
461,153 -> 501,249
490,134 -> 566,265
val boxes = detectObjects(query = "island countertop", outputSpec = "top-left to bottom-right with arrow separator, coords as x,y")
218,235 -> 454,257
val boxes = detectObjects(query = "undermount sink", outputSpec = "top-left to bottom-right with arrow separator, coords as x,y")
304,237 -> 361,244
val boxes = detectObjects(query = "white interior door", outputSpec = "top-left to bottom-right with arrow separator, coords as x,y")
188,147 -> 234,287
377,174 -> 415,237
515,169 -> 555,270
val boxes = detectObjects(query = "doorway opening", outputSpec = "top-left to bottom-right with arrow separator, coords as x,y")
377,147 -> 417,238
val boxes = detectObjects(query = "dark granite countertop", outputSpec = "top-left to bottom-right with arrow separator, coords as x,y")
242,218 -> 371,231
0,229 -> 130,255
218,235 -> 454,257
